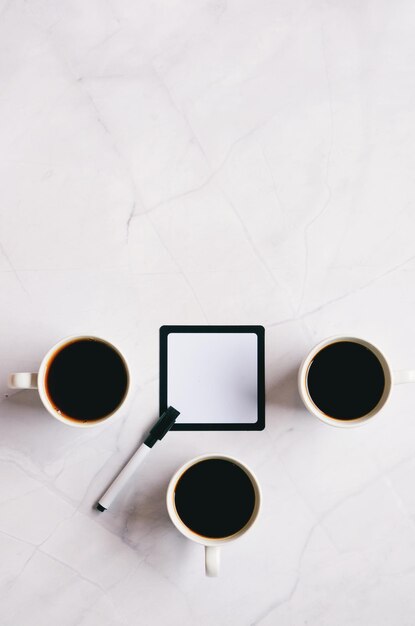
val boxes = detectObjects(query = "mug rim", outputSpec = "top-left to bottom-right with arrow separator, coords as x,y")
166,453 -> 262,546
298,335 -> 393,428
38,334 -> 130,428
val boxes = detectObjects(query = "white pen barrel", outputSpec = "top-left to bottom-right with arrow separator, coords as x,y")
98,444 -> 151,510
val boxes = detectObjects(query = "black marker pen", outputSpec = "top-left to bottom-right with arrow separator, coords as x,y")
96,406 -> 179,512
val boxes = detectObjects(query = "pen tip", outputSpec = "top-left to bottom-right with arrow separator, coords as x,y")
96,503 -> 106,512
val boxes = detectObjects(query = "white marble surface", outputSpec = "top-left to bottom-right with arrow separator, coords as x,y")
1,0 -> 415,624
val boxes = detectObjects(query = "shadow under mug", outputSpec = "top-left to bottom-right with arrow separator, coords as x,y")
298,335 -> 415,427
166,454 -> 261,577
8,335 -> 130,428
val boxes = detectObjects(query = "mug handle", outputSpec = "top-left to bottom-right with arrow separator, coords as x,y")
205,546 -> 220,577
393,370 -> 415,384
8,373 -> 38,389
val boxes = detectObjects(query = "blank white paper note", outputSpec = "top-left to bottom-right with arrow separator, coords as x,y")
167,332 -> 258,424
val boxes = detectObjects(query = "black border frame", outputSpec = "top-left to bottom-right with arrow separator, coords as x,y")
160,325 -> 265,431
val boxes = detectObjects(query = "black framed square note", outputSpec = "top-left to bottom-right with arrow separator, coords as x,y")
160,325 -> 265,431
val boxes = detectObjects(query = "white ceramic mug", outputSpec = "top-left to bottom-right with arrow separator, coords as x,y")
166,454 -> 261,577
298,335 -> 415,427
8,335 -> 130,428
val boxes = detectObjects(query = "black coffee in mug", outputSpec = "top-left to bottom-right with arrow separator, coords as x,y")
45,338 -> 128,422
306,340 -> 385,420
174,459 -> 256,539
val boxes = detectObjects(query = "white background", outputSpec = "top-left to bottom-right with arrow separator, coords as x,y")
1,1 -> 415,625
